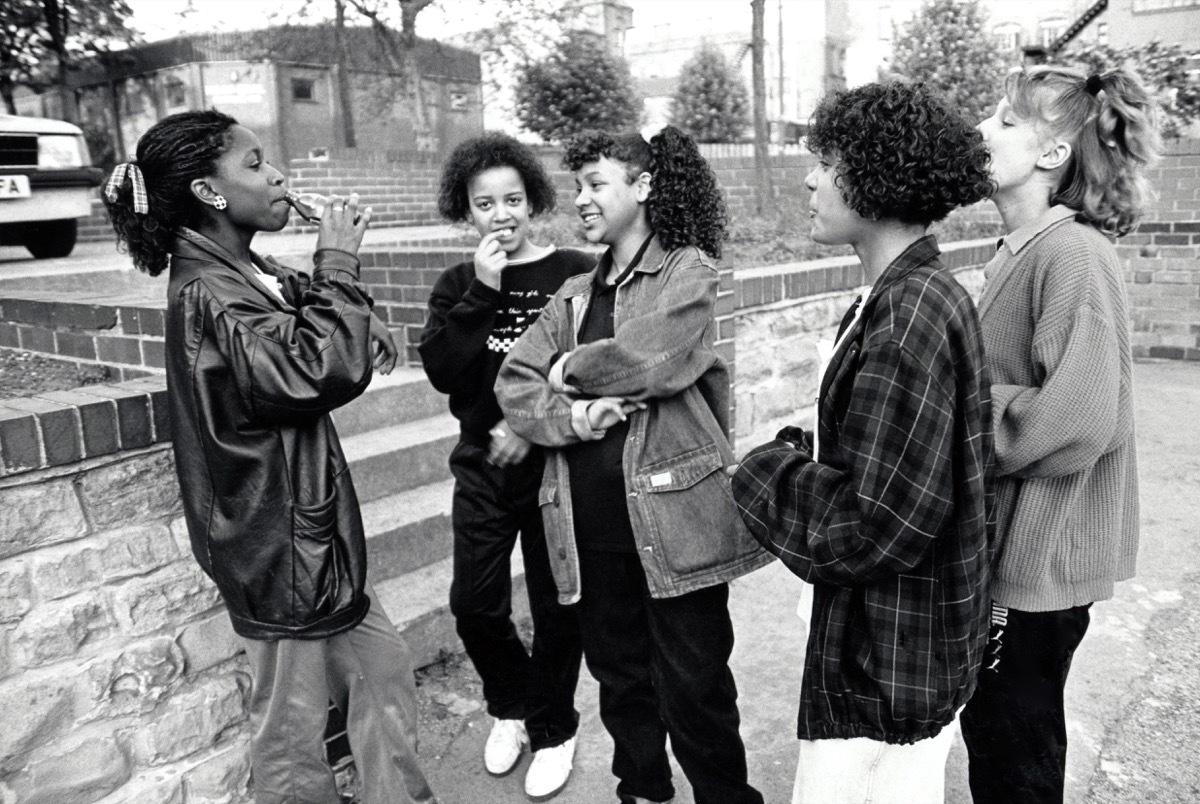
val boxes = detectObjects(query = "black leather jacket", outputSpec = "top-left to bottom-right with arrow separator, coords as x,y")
166,228 -> 375,640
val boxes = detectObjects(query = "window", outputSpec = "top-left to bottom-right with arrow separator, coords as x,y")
993,22 -> 1022,51
164,77 -> 188,108
1039,18 -> 1068,48
1097,22 -> 1109,45
291,78 -> 316,103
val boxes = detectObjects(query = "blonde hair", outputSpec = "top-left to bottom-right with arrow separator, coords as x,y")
1005,65 -> 1161,236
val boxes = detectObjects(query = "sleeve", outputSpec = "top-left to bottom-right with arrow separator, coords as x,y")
494,292 -> 588,448
201,248 -> 375,424
417,263 -> 502,395
562,254 -> 718,401
990,244 -> 1124,479
731,338 -> 958,586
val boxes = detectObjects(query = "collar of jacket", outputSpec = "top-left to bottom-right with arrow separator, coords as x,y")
817,234 -> 941,404
561,234 -> 674,299
168,227 -> 292,310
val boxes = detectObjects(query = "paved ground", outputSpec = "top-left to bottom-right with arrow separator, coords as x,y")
411,359 -> 1200,804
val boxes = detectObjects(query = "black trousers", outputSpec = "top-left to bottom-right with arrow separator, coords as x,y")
576,549 -> 763,804
961,602 -> 1092,804
448,439 -> 583,750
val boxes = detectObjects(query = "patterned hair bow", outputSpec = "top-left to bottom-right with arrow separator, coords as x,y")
105,162 -> 149,215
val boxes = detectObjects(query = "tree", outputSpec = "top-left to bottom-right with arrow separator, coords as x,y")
458,0 -> 581,130
671,41 -> 749,143
750,0 -> 774,215
514,30 -> 639,143
0,0 -> 133,118
1054,41 -> 1200,139
890,0 -> 1006,125
40,0 -> 135,122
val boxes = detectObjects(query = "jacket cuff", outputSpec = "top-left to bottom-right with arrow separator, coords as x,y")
570,399 -> 602,441
550,352 -> 579,394
313,248 -> 362,276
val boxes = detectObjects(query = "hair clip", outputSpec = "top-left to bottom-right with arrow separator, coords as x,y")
104,162 -> 150,214
1085,75 -> 1104,97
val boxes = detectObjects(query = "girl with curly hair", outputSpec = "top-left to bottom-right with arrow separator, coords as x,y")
730,81 -> 995,804
496,125 -> 769,804
961,66 -> 1159,804
418,132 -> 591,800
103,110 -> 434,804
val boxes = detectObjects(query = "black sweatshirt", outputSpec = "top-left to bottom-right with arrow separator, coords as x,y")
419,247 -> 595,441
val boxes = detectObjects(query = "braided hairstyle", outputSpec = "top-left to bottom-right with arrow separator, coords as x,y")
103,110 -> 238,277
436,132 -> 559,222
562,125 -> 727,259
1005,65 -> 1160,235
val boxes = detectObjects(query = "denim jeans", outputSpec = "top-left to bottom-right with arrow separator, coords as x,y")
242,585 -> 435,804
961,602 -> 1092,804
791,714 -> 960,804
448,438 -> 583,749
577,549 -> 763,804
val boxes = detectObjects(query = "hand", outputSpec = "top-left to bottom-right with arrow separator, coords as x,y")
473,230 -> 508,290
775,425 -> 812,454
488,421 -> 531,466
315,193 -> 371,256
369,313 -> 398,374
586,397 -> 646,431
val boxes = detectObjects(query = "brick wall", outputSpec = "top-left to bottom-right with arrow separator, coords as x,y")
732,240 -> 995,449
1123,140 -> 1200,361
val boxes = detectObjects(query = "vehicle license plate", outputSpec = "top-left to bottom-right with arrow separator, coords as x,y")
0,175 -> 31,199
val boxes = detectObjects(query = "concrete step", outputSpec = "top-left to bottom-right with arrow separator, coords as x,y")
372,551 -> 530,670
361,479 -> 454,583
341,412 -> 458,503
332,366 -> 446,437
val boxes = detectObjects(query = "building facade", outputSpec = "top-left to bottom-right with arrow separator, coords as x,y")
16,26 -> 484,169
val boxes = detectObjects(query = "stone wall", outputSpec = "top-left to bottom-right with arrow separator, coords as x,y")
1122,140 -> 1200,361
0,446 -> 253,804
731,240 -> 994,450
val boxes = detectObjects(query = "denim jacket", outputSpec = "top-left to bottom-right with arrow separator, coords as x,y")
495,236 -> 771,603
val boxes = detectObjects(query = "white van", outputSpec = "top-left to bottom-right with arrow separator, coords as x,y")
0,114 -> 104,259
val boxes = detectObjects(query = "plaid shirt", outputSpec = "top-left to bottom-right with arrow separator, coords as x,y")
732,236 -> 995,744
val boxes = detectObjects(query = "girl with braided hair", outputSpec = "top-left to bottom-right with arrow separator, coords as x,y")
104,110 -> 434,804
962,65 -> 1160,803
496,125 -> 769,804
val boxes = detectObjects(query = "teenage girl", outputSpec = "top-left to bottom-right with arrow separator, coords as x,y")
418,133 -> 590,801
962,66 -> 1160,803
495,126 -> 769,804
103,110 -> 434,804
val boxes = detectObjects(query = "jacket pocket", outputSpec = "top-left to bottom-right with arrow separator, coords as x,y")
640,444 -> 751,575
291,489 -> 346,623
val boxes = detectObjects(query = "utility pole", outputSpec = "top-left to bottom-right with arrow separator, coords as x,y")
751,0 -> 775,215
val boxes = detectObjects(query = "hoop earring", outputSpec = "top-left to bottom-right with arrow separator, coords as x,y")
213,195 -> 227,210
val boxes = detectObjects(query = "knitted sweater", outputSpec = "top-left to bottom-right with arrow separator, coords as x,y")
979,205 -> 1139,612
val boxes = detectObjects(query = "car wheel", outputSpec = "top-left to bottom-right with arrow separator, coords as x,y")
24,219 -> 78,259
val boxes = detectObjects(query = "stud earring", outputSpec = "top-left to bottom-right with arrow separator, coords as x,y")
213,195 -> 227,210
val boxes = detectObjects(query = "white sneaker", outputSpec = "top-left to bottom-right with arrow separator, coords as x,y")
524,737 -> 576,801
484,717 -> 528,776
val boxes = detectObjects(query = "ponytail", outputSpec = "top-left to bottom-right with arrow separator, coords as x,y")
1005,66 -> 1160,235
563,125 -> 727,259
103,110 -> 238,276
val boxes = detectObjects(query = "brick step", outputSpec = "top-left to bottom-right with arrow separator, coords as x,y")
331,366 -> 445,437
372,551 -> 530,669
360,478 -> 454,583
340,412 -> 458,503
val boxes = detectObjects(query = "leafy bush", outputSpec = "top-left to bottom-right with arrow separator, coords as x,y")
671,42 -> 750,143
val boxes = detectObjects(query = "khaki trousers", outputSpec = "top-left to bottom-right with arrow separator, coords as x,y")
242,586 -> 435,804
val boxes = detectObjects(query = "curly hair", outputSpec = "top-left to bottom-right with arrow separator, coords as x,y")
806,82 -> 994,225
1005,65 -> 1160,236
437,132 -> 558,222
562,126 -> 727,259
103,110 -> 238,277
